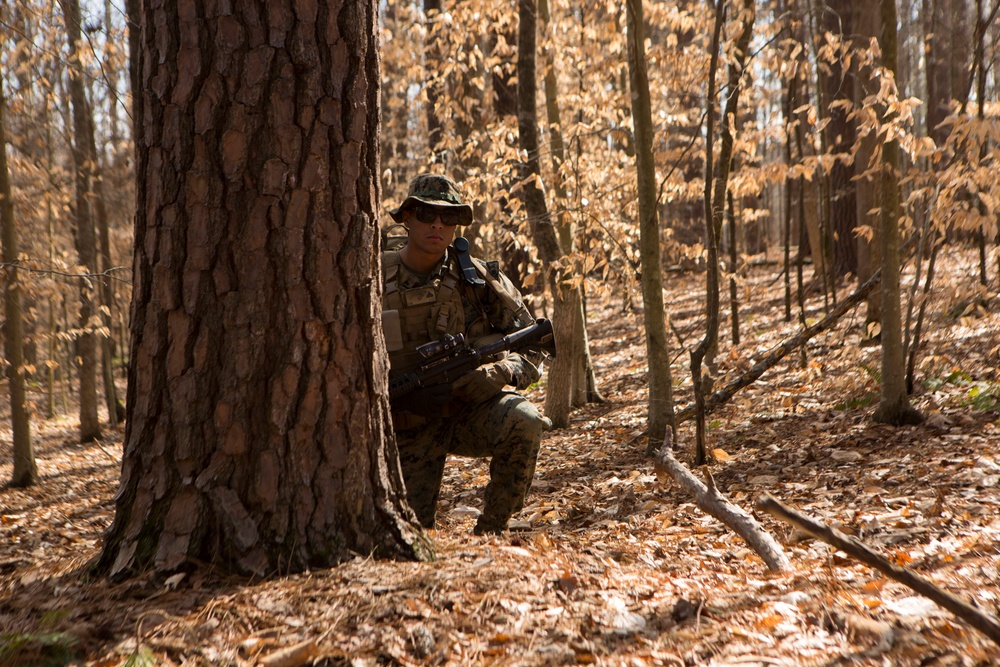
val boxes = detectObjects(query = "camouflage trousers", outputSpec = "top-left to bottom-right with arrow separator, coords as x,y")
395,392 -> 545,533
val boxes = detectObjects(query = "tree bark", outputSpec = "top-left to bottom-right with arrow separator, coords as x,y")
85,91 -> 125,424
972,0 -> 991,287
626,0 -> 675,450
62,0 -> 103,442
727,191 -> 739,345
97,0 -> 431,577
822,0 -> 859,278
539,0 -> 603,410
872,0 -> 922,426
424,0 -> 444,162
853,0 -> 881,331
692,0 -> 754,464
924,0 -> 951,149
518,0 -> 579,428
0,77 -> 36,488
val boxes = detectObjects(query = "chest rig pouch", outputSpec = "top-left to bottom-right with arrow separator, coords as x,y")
382,253 -> 483,375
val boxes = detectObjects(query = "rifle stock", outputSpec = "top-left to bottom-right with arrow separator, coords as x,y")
389,318 -> 556,400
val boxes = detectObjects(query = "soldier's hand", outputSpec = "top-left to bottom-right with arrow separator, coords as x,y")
451,362 -> 513,405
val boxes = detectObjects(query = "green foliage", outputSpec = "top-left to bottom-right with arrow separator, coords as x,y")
0,631 -> 78,666
834,394 -> 877,411
924,371 -> 1000,411
966,384 -> 1000,411
122,646 -> 158,667
924,369 -> 972,391
859,363 -> 882,385
38,610 -> 69,631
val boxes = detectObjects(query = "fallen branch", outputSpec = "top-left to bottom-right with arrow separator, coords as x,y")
259,639 -> 319,667
757,494 -> 1000,646
674,266 -> 882,424
654,435 -> 789,572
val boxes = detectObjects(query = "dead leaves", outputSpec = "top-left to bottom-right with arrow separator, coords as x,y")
2,254 -> 1000,665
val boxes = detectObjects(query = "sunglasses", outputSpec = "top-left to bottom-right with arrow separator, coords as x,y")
409,205 -> 463,226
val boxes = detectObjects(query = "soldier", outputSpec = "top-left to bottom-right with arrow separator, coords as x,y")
381,174 -> 547,535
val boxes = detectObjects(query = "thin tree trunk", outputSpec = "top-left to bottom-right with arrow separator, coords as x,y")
728,190 -> 740,345
907,238 -> 939,393
691,0 -> 726,466
62,0 -> 102,442
783,75 -> 793,322
104,0 -> 122,154
517,0 -> 575,428
539,0 -> 603,409
854,0 -> 881,332
424,0 -> 443,161
693,0 -> 754,464
0,77 -> 37,488
973,0 -> 990,287
872,0 -> 922,426
85,92 -> 125,424
44,96 -> 58,419
626,0 -> 675,451
796,175 -> 808,367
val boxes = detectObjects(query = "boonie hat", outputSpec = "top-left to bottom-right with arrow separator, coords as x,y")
389,174 -> 474,225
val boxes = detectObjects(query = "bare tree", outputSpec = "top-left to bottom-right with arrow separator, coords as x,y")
872,0 -> 922,426
0,76 -> 36,488
692,0 -> 755,464
626,0 -> 675,450
61,0 -> 102,441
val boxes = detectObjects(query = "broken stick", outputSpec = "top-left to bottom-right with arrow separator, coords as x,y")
654,436 -> 789,572
757,493 -> 1000,646
674,267 -> 882,424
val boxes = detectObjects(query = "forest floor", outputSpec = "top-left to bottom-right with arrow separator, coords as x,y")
1,246 -> 999,667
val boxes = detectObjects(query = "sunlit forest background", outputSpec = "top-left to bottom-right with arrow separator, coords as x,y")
1,0 -> 996,436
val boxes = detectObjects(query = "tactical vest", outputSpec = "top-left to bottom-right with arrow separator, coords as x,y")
381,248 -> 530,376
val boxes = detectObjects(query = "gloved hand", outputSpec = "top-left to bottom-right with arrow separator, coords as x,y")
451,361 -> 517,405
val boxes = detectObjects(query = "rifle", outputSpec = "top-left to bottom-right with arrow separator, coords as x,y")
389,318 -> 557,400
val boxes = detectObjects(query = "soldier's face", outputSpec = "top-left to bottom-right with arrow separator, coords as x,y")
404,207 -> 457,258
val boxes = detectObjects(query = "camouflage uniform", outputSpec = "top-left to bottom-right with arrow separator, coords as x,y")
383,175 -> 546,535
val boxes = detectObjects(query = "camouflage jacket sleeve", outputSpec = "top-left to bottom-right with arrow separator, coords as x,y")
487,271 -> 541,390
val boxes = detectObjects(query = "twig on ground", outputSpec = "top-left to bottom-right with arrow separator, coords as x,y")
259,639 -> 319,667
653,433 -> 789,572
674,266 -> 883,423
756,493 -> 1000,646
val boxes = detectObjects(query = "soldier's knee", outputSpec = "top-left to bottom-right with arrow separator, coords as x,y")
503,396 -> 546,440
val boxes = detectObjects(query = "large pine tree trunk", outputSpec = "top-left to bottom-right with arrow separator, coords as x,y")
97,0 -> 430,578
0,77 -> 36,488
62,0 -> 102,442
